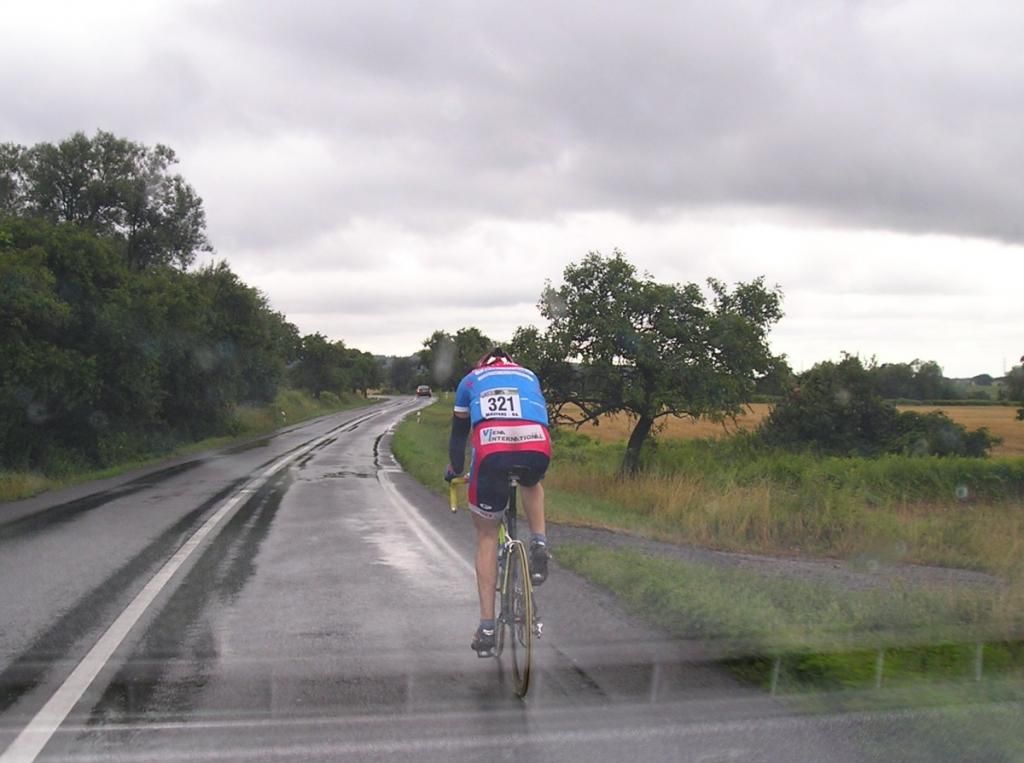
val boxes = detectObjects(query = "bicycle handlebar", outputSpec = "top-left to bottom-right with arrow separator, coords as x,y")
448,476 -> 468,512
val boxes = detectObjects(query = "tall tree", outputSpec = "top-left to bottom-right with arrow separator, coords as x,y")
0,143 -> 27,215
872,362 -> 917,399
1005,364 -> 1024,402
4,131 -> 211,269
291,334 -> 349,397
0,230 -> 94,468
419,330 -> 457,389
910,360 -> 953,400
536,251 -> 783,473
1006,361 -> 1024,421
452,327 -> 494,382
387,355 -> 417,393
418,327 -> 494,389
343,348 -> 381,396
191,261 -> 299,405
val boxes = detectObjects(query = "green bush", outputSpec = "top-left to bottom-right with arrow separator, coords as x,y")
897,411 -> 999,458
758,356 -> 998,458
758,355 -> 899,456
318,391 -> 342,408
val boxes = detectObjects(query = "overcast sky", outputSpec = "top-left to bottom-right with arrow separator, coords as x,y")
3,0 -> 1022,376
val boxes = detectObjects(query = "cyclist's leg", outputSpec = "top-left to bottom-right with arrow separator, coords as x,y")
524,483 -> 550,585
520,482 -> 545,538
471,511 -> 500,621
516,451 -> 549,538
467,453 -> 511,655
514,452 -> 551,585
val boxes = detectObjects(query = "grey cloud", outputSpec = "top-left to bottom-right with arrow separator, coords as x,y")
270,283 -> 539,315
836,271 -> 975,297
168,0 -> 1023,245
3,0 -> 1022,248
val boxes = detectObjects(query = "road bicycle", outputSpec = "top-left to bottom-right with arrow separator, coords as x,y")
449,473 -> 539,697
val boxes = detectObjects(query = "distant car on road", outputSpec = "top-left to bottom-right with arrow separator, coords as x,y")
415,385 -> 432,397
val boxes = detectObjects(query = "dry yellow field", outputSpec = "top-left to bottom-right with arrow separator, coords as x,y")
903,405 -> 1024,457
566,403 -> 1024,456
563,404 -> 771,443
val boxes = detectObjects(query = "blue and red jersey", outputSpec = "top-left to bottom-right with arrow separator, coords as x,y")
453,361 -> 551,469
453,362 -> 549,428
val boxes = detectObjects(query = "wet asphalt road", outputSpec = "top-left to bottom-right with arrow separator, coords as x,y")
0,398 -> 1002,761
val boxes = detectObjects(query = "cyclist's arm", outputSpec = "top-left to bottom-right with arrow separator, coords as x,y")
448,411 -> 471,473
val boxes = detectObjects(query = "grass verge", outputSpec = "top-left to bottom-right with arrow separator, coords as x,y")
557,544 -> 1022,657
389,400 -> 447,492
550,460 -> 1024,577
558,543 -> 1024,760
0,389 -> 375,504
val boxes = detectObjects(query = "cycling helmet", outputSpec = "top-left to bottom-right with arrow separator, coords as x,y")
476,346 -> 514,368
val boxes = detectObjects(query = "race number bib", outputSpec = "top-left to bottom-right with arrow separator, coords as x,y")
480,389 -> 522,419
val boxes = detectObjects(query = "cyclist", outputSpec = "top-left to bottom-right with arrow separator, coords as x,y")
444,347 -> 552,657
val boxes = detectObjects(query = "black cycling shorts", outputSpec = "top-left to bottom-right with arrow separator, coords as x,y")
469,450 -> 550,518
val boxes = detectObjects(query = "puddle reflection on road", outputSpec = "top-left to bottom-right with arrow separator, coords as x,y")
346,512 -> 467,598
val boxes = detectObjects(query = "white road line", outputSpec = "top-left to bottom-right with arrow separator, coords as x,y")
377,462 -> 475,578
372,399 -> 474,577
0,404 -> 400,763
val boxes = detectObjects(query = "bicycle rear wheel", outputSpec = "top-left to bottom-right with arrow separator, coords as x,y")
506,540 -> 534,697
